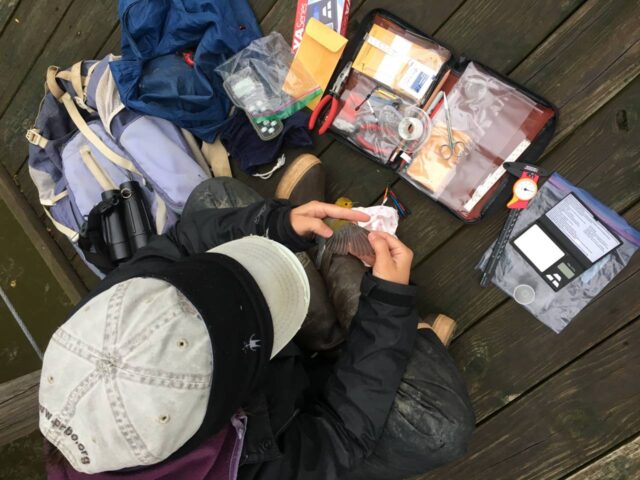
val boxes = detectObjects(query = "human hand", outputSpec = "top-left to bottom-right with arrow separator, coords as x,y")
368,232 -> 413,285
290,201 -> 370,239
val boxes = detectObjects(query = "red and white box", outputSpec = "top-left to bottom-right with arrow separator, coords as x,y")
292,0 -> 351,53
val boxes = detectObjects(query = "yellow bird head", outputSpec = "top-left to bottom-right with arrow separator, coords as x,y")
334,197 -> 353,209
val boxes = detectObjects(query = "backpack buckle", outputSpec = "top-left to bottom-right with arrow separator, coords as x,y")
25,129 -> 48,148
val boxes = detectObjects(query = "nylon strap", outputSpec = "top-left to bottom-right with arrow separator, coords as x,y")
43,206 -> 79,242
40,189 -> 69,207
79,146 -> 117,191
46,66 -> 64,99
154,193 -> 167,234
202,137 -> 232,178
61,93 -> 139,173
181,128 -> 212,178
57,62 -> 93,111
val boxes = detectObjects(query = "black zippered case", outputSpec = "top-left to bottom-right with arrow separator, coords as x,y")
326,9 -> 558,223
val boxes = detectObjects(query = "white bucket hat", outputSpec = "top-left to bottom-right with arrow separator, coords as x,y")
39,236 -> 310,474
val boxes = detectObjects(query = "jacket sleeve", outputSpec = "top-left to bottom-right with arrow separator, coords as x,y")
125,199 -> 314,264
81,200 -> 314,302
262,272 -> 419,479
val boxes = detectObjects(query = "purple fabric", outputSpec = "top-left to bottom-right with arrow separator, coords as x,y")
46,417 -> 247,480
219,111 -> 313,173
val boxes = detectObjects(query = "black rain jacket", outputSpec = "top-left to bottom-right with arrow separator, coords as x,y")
71,200 -> 420,480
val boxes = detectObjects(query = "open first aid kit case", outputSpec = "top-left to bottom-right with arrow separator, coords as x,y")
326,10 -> 558,222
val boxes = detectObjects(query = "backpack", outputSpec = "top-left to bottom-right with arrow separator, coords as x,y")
26,55 -> 211,273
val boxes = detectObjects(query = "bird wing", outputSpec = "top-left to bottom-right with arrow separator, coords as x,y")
324,223 -> 374,261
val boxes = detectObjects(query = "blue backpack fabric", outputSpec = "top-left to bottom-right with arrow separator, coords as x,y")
26,56 -> 211,273
110,0 -> 261,143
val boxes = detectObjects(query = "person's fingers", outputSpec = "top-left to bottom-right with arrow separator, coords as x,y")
369,231 -> 406,250
368,232 -> 392,264
295,201 -> 370,223
370,231 -> 413,260
305,217 -> 334,238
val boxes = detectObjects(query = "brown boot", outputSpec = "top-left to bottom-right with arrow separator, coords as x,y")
294,252 -> 346,351
275,153 -> 325,204
418,314 -> 457,347
276,155 -> 339,350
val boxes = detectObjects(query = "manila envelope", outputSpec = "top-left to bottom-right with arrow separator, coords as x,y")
291,18 -> 347,110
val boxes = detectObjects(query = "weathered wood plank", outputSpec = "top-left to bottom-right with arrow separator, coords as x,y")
349,0 -> 466,34
420,318 -> 640,480
248,0 -> 279,23
436,0 -> 584,72
0,0 -> 20,36
13,165 -> 98,296
0,430 -> 46,479
0,0 -> 72,115
0,0 -> 119,175
98,26 -> 120,57
409,77 -> 640,329
395,0 -> 640,267
453,222 -> 640,422
70,255 -> 99,291
565,434 -> 640,480
0,370 -> 39,447
512,0 -> 640,150
0,166 -> 84,304
0,0 -> 118,298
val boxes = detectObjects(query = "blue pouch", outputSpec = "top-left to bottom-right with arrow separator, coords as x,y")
110,0 -> 261,142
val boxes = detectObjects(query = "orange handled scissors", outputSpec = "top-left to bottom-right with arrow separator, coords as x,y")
308,62 -> 352,135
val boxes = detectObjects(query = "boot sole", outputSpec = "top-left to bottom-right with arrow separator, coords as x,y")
420,314 -> 457,347
275,154 -> 322,200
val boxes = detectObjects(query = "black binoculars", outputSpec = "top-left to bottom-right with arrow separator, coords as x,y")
101,181 -> 153,264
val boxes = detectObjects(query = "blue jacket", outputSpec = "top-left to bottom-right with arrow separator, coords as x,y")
110,0 -> 261,142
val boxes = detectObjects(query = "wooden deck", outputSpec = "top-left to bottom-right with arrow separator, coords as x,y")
0,0 -> 639,478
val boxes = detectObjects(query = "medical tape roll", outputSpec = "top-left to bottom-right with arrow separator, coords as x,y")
380,106 -> 431,153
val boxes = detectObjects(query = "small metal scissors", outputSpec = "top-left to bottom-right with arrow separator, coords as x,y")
438,92 -> 468,162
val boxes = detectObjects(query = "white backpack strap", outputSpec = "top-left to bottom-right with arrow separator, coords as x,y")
38,189 -> 79,241
40,190 -> 69,207
60,92 -> 139,174
202,137 -> 232,178
43,206 -> 79,242
79,146 -> 118,191
46,66 -> 65,99
56,62 -> 94,111
154,193 -> 167,234
181,128 -> 212,178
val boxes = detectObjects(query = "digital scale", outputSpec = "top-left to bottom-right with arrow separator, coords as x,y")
511,193 -> 621,291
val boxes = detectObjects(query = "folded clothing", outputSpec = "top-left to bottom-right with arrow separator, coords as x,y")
110,0 -> 261,143
220,111 -> 314,173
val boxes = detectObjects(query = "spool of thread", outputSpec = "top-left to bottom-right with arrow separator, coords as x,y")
380,105 -> 431,153
398,117 -> 425,141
